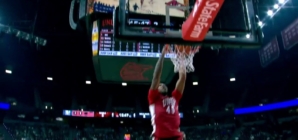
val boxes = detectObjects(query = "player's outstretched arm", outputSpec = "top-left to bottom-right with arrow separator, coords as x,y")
150,46 -> 167,89
175,66 -> 186,94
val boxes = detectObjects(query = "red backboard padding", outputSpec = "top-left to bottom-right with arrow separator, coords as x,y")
182,0 -> 225,41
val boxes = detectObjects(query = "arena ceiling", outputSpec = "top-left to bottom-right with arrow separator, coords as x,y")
0,0 -> 297,114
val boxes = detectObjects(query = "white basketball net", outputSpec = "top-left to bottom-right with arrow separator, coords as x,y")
167,45 -> 201,73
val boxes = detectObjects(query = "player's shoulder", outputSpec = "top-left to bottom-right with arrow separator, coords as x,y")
149,89 -> 159,93
171,89 -> 181,94
148,89 -> 160,99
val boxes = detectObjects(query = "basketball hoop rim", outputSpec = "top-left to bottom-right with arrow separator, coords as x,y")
166,44 -> 199,73
166,44 -> 201,54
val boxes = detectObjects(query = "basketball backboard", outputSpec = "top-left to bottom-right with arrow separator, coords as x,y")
113,0 -> 263,48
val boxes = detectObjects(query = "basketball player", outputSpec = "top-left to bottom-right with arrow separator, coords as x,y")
165,0 -> 179,6
148,46 -> 186,140
149,0 -> 154,5
140,0 -> 144,7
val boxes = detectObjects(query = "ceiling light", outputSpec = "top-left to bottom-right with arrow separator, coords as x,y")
258,21 -> 263,26
5,69 -> 12,74
278,0 -> 284,4
17,114 -> 25,118
230,78 -> 236,82
122,82 -> 127,86
246,34 -> 250,38
47,77 -> 53,81
192,82 -> 198,85
229,35 -> 236,38
86,81 -> 91,84
267,10 -> 273,16
56,117 -> 63,121
258,0 -> 289,29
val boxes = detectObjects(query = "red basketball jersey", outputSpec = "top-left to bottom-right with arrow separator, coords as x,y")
148,89 -> 183,138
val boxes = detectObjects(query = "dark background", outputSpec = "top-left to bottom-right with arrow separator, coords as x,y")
0,0 -> 298,122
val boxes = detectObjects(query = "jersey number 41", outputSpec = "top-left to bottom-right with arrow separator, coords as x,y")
166,105 -> 175,114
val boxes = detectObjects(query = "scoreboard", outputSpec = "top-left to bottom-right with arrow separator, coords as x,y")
95,19 -> 175,58
91,15 -> 175,84
99,28 -> 171,58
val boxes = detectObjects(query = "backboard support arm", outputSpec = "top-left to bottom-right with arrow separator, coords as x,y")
116,0 -> 263,48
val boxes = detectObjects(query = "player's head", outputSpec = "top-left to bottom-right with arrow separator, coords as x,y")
158,83 -> 168,96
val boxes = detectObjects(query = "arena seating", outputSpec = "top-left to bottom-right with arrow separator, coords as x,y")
1,117 -> 297,140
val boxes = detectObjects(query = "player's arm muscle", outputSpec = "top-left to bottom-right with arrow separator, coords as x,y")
175,68 -> 186,94
150,47 -> 166,89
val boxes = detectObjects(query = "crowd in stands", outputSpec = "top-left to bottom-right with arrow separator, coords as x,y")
3,121 -> 69,140
1,117 -> 297,140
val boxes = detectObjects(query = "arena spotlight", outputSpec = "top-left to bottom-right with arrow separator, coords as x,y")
192,82 -> 198,85
122,82 -> 127,86
267,10 -> 273,16
12,102 -> 17,106
85,81 -> 91,84
56,117 -> 63,121
259,0 -> 289,27
278,0 -> 285,4
47,77 -> 53,81
5,69 -> 12,74
17,114 -> 25,118
230,78 -> 236,82
229,35 -> 236,38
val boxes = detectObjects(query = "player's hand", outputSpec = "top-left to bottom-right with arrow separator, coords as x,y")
162,45 -> 169,55
179,63 -> 187,73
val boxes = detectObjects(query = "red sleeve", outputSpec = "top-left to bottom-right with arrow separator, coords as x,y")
148,89 -> 159,104
172,89 -> 182,102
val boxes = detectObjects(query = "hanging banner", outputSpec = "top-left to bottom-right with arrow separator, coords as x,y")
258,37 -> 280,67
281,18 -> 298,50
92,20 -> 99,56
